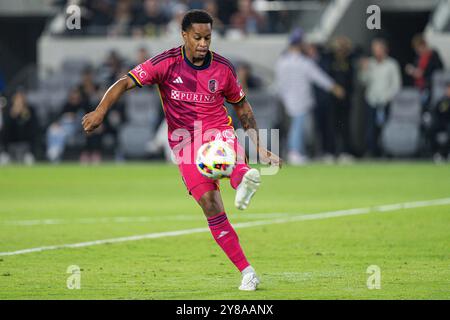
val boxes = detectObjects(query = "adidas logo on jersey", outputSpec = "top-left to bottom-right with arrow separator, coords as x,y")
173,76 -> 183,84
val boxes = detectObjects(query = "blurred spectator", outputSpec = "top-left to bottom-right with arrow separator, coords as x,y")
98,50 -> 124,85
46,87 -> 89,163
229,0 -> 266,36
405,34 -> 444,107
87,0 -> 114,28
108,0 -> 134,37
203,0 -> 225,36
104,98 -> 126,161
79,67 -> 100,103
267,7 -> 290,34
329,36 -> 355,161
215,0 -> 238,26
236,61 -> 262,93
166,3 -> 189,39
275,29 -> 345,165
359,38 -> 402,157
303,41 -> 335,162
184,0 -> 204,10
133,0 -> 170,37
0,89 -> 39,165
78,69 -> 103,164
428,81 -> 450,163
135,47 -> 151,65
80,111 -> 104,164
0,98 -> 3,136
0,71 -> 5,92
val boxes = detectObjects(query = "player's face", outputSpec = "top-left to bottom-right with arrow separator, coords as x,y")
182,23 -> 212,61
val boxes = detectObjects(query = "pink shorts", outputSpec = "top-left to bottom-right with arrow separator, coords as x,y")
175,127 -> 247,201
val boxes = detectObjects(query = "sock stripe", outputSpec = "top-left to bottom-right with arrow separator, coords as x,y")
208,215 -> 227,226
207,212 -> 226,223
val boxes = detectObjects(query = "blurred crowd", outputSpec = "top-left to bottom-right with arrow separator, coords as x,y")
0,46 -> 263,165
275,30 -> 449,165
52,0 -> 298,37
0,15 -> 449,165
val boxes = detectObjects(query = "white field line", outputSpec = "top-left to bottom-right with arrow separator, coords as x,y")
0,213 -> 296,226
0,197 -> 449,257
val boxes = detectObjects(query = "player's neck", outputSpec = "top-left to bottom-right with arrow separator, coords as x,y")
184,46 -> 207,67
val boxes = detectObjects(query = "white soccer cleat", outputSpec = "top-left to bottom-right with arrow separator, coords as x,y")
239,271 -> 260,291
235,168 -> 261,210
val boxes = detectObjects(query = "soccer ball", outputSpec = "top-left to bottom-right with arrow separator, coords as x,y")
196,140 -> 236,179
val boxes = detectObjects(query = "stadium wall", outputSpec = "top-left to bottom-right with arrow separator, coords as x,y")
37,35 -> 288,79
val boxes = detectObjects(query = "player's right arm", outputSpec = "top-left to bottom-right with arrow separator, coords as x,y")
82,54 -> 165,134
82,75 -> 136,134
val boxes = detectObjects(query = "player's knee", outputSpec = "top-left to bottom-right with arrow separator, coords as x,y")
198,191 -> 224,217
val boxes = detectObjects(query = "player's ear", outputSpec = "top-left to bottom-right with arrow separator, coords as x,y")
181,30 -> 188,42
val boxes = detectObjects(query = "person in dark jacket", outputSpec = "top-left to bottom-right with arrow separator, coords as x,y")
303,42 -> 335,161
429,81 -> 450,162
46,87 -> 90,163
329,36 -> 355,160
0,89 -> 39,164
405,34 -> 444,107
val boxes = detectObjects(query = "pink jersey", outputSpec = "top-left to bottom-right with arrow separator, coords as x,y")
128,46 -> 246,149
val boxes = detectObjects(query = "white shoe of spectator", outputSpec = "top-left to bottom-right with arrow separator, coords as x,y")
321,153 -> 335,164
47,147 -> 62,163
287,151 -> 308,166
0,152 -> 10,166
337,153 -> 355,164
23,152 -> 35,166
433,153 -> 446,164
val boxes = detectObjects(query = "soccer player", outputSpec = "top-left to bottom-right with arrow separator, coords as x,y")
82,10 -> 281,291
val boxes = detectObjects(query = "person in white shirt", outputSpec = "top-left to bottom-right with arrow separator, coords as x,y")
275,29 -> 345,165
359,38 -> 402,157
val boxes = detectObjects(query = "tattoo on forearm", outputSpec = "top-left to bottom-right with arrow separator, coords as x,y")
234,99 -> 263,151
239,110 -> 258,131
239,110 -> 261,151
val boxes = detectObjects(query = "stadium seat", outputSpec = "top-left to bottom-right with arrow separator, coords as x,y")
381,88 -> 422,157
125,91 -> 161,129
48,89 -> 69,113
118,124 -> 153,158
61,58 -> 90,75
39,72 -> 66,91
431,70 -> 450,107
27,90 -> 50,122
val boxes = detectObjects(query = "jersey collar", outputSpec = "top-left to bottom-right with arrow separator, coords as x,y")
182,46 -> 212,70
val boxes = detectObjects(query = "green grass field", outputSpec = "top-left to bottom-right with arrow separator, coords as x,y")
0,163 -> 449,299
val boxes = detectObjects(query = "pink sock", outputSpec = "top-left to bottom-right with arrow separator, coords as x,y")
207,212 -> 250,272
230,164 -> 250,190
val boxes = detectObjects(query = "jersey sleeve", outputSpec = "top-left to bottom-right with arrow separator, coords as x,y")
128,59 -> 163,87
224,67 -> 246,104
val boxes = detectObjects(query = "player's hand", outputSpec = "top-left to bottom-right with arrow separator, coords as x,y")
258,148 -> 283,168
82,110 -> 105,134
332,85 -> 346,100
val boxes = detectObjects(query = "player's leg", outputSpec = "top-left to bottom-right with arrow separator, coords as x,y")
194,187 -> 260,291
178,141 -> 259,290
224,129 -> 261,210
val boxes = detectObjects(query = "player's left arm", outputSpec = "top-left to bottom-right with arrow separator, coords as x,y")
232,98 -> 282,167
